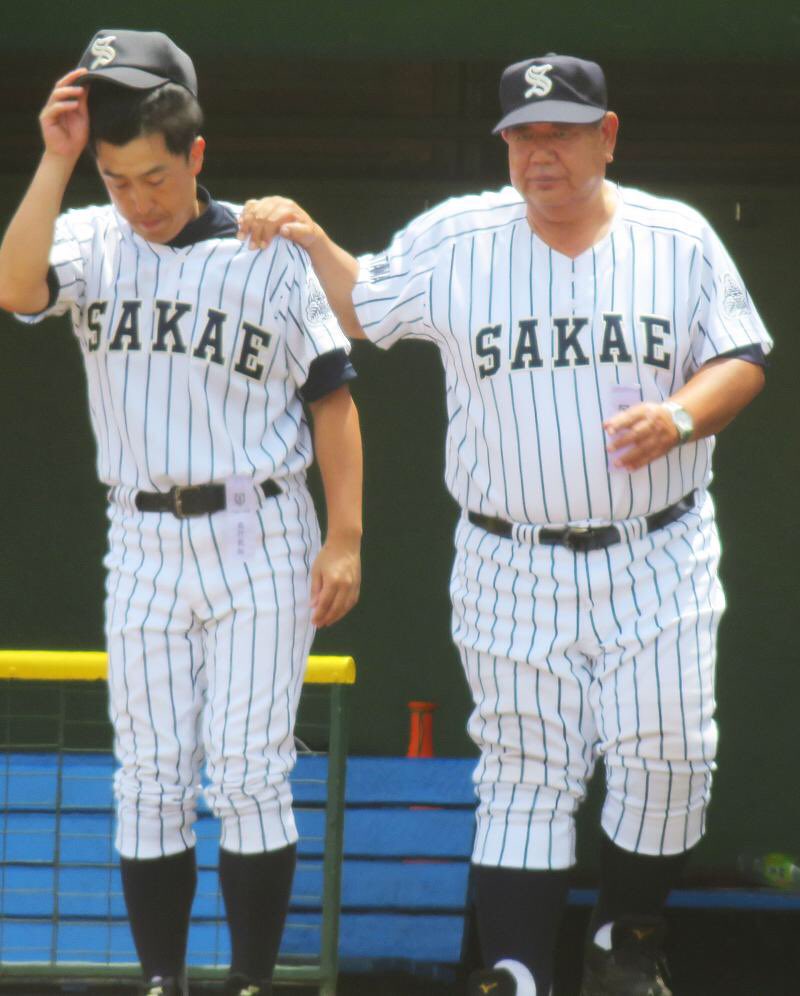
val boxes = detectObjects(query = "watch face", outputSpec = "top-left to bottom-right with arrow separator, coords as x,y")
673,408 -> 693,440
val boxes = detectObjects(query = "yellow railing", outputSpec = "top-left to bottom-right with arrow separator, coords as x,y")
0,647 -> 354,995
0,650 -> 355,685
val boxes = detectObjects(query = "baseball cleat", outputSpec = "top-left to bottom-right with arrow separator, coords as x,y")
467,966 -> 519,995
580,915 -> 672,995
141,977 -> 184,996
222,975 -> 272,995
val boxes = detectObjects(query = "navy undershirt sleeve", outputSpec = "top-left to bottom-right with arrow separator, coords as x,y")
299,348 -> 357,403
45,266 -> 60,309
715,344 -> 767,367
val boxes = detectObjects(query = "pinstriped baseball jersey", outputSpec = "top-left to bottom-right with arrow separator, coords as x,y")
352,180 -> 767,871
17,195 -> 350,492
354,183 -> 772,526
13,191 -> 352,861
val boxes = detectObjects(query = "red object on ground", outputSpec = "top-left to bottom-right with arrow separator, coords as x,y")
406,700 -> 438,757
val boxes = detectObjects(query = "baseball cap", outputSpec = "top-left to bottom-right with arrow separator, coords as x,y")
492,53 -> 606,133
77,29 -> 197,97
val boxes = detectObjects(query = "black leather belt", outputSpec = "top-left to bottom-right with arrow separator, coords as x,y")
135,479 -> 281,518
467,491 -> 696,552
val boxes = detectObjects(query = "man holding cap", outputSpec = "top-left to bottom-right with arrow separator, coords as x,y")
239,52 -> 770,995
0,28 -> 363,996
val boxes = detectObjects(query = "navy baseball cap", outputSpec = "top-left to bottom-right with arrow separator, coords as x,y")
493,53 -> 606,133
77,29 -> 198,97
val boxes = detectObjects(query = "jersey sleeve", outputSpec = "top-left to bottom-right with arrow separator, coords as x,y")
352,212 -> 437,350
283,243 -> 354,394
687,222 -> 773,372
14,209 -> 93,325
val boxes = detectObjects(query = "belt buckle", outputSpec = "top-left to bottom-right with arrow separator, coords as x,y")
561,525 -> 592,551
171,484 -> 204,518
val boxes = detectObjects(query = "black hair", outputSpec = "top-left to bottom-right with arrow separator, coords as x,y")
88,81 -> 203,157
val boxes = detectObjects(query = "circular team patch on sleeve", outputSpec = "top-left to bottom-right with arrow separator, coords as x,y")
305,272 -> 334,325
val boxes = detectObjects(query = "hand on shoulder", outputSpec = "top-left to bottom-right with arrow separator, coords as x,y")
237,196 -> 322,251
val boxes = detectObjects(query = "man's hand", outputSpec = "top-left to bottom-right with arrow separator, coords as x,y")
239,197 -> 365,337
0,68 -> 90,314
40,68 -> 90,162
604,402 -> 680,472
238,196 -> 322,250
310,533 -> 361,627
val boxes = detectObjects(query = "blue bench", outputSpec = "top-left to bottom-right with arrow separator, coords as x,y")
330,758 -> 800,966
1,753 -> 797,974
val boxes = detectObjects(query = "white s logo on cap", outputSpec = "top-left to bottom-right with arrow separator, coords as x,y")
90,35 -> 118,70
524,63 -> 553,99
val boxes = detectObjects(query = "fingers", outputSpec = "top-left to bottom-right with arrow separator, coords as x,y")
44,69 -> 90,114
39,76 -> 89,159
604,402 -> 679,470
310,563 -> 323,606
237,197 -> 293,248
312,576 -> 336,627
309,550 -> 361,627
607,429 -> 670,470
237,197 -> 317,250
311,574 -> 360,627
603,403 -> 642,438
322,587 -> 359,626
41,84 -> 87,115
40,97 -> 84,124
54,67 -> 90,88
609,439 -> 656,471
39,70 -> 90,160
606,417 -> 646,451
279,220 -> 317,246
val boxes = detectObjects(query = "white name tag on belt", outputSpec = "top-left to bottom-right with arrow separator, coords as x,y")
224,476 -> 259,559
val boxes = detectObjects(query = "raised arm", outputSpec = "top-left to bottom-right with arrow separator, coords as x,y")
0,68 -> 89,314
307,384 -> 363,627
238,197 -> 366,339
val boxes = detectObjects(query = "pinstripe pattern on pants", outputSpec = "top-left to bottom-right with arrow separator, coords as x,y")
451,490 -> 722,869
105,476 -> 319,859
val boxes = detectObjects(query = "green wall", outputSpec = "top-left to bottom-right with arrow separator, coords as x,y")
2,0 -> 799,61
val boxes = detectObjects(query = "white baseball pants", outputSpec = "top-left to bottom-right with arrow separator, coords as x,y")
451,491 -> 723,869
103,478 -> 319,859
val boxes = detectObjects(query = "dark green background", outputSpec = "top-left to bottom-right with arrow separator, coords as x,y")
0,1 -> 797,869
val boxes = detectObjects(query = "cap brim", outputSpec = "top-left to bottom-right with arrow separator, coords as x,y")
77,66 -> 171,90
492,100 -> 605,134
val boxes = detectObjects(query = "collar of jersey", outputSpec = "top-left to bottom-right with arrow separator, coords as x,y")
163,186 -> 239,248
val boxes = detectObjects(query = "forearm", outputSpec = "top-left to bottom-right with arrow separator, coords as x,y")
307,233 -> 365,340
0,152 -> 75,313
605,355 -> 766,470
310,386 -> 363,541
671,356 -> 765,440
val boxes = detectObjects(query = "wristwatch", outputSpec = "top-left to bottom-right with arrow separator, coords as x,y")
662,401 -> 694,444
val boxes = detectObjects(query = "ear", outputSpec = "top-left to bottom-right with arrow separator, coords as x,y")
189,135 -> 206,176
600,112 -> 619,162
500,128 -> 512,145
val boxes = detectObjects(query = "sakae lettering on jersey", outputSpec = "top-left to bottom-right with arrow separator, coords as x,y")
355,185 -> 770,526
17,199 -> 346,497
